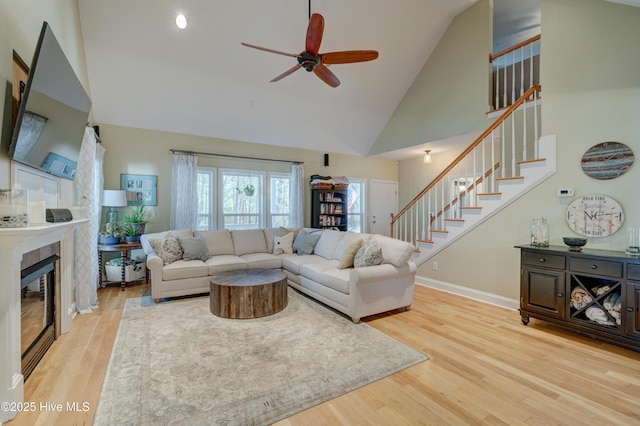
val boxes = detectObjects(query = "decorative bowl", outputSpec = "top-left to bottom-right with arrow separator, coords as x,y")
98,236 -> 121,245
563,237 -> 587,252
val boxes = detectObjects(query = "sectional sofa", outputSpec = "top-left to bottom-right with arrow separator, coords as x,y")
140,227 -> 416,323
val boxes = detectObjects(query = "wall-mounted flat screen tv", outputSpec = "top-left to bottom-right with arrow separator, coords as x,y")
9,21 -> 92,180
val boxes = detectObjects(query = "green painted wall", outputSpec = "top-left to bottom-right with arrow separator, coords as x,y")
414,0 -> 640,300
98,123 -> 398,233
368,0 -> 493,156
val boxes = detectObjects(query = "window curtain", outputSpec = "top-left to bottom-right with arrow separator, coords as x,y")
171,152 -> 198,230
290,163 -> 304,228
74,127 -> 104,314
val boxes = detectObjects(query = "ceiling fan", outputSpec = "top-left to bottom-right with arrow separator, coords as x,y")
241,12 -> 379,88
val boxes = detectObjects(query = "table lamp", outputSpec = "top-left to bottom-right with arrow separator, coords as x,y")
103,190 -> 127,223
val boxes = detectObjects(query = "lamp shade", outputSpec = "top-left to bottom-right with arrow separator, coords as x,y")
103,190 -> 127,207
423,150 -> 432,164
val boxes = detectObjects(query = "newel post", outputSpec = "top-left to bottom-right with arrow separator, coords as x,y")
390,213 -> 395,238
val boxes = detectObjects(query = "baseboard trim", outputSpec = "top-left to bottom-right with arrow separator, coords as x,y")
415,275 -> 519,311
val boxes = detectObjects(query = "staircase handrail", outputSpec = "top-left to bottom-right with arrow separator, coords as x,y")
391,84 -> 542,233
489,34 -> 541,63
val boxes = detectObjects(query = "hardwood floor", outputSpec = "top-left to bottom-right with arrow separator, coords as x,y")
12,283 -> 640,425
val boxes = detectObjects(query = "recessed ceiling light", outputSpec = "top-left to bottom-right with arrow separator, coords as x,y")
176,14 -> 187,29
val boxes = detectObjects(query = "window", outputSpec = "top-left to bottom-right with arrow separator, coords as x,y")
196,168 -> 215,231
347,179 -> 365,233
196,167 -> 293,231
269,173 -> 291,228
221,170 -> 264,230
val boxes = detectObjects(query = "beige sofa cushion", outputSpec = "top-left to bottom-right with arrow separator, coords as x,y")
241,253 -> 282,269
162,259 -> 209,281
313,229 -> 345,259
299,260 -> 351,294
205,255 -> 247,274
263,228 -> 279,253
231,229 -> 268,255
195,230 -> 235,256
370,234 -> 415,267
281,254 -> 326,275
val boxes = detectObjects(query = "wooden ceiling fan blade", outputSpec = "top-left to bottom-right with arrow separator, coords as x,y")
321,50 -> 379,64
270,64 -> 302,82
313,64 -> 340,88
241,42 -> 300,58
306,13 -> 324,55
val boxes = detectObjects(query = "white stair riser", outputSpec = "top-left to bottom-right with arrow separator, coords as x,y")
413,136 -> 556,265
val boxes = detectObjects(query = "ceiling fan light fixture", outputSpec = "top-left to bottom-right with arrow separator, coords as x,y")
423,150 -> 432,164
176,14 -> 187,29
240,13 -> 378,88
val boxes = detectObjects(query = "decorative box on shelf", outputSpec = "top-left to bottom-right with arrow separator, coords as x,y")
0,188 -> 29,228
311,182 -> 333,190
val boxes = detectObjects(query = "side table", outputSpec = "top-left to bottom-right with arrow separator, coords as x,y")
97,242 -> 148,291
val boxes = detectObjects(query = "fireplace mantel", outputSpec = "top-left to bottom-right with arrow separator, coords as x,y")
0,219 -> 87,423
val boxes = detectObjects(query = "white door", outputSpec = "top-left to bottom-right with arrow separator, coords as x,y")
370,180 -> 398,236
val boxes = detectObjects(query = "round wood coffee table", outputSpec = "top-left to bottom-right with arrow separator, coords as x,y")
209,269 -> 288,319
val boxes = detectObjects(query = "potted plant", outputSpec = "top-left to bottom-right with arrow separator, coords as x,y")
122,205 -> 147,234
122,224 -> 141,243
98,222 -> 123,244
236,184 -> 255,196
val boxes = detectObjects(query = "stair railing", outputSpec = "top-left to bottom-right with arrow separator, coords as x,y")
490,34 -> 540,111
390,85 -> 542,245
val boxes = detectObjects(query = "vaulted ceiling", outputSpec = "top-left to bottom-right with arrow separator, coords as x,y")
78,0 -> 479,159
77,0 -> 637,160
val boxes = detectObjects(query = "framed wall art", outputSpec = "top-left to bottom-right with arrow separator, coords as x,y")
120,174 -> 157,206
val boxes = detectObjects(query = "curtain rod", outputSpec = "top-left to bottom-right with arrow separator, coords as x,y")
170,149 -> 303,165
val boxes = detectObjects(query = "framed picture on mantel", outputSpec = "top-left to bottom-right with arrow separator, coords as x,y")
120,174 -> 157,206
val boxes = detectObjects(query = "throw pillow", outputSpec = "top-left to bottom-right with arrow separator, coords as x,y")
177,235 -> 209,261
149,233 -> 183,265
278,226 -> 301,241
370,234 -> 416,267
273,232 -> 294,255
353,241 -> 383,268
293,231 -> 322,255
338,239 -> 363,269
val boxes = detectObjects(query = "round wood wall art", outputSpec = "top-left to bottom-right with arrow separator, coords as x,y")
581,141 -> 634,180
565,194 -> 624,238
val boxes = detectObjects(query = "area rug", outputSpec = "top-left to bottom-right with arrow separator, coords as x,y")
94,288 -> 428,425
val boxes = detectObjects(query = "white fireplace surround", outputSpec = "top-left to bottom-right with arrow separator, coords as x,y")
0,220 -> 86,423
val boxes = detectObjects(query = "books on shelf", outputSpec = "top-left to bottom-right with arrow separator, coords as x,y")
312,188 -> 347,229
320,192 -> 343,203
318,215 -> 343,227
319,204 -> 344,214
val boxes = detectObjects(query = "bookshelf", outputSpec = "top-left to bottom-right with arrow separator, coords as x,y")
311,188 -> 348,230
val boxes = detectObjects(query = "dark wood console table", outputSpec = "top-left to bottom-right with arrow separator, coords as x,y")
516,245 -> 640,352
97,242 -> 148,291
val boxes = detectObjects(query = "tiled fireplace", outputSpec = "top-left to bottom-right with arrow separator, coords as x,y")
0,220 -> 84,423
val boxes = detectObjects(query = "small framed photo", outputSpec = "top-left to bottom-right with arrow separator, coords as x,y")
120,174 -> 157,206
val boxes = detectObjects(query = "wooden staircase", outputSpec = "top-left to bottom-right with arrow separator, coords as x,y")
390,86 -> 556,265
411,136 -> 555,265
